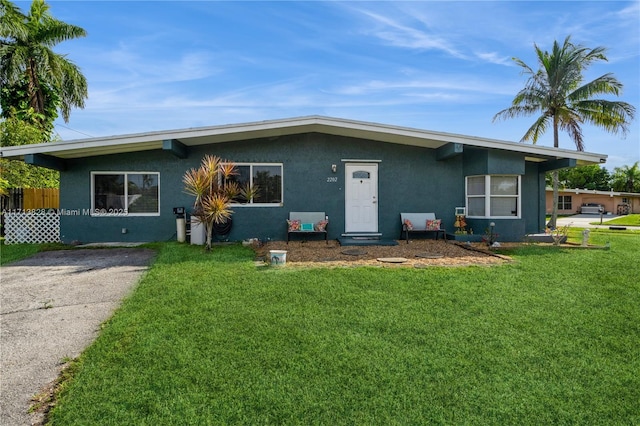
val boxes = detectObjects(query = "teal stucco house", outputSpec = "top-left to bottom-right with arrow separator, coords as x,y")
0,116 -> 607,243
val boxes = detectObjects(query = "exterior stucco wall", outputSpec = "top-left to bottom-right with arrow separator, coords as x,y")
460,148 -> 533,239
59,133 -> 543,243
545,191 -> 640,215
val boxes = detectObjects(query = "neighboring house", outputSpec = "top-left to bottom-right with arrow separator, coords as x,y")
0,116 -> 607,243
546,188 -> 640,215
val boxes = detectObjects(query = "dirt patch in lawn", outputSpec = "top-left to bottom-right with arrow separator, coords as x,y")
255,239 -> 511,268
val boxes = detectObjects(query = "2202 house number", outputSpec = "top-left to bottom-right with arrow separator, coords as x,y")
326,177 -> 338,183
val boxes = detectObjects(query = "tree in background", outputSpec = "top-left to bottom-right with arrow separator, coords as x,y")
0,0 -> 88,135
494,36 -> 635,228
546,165 -> 611,191
610,162 -> 640,193
1,0 -> 87,192
0,117 -> 59,195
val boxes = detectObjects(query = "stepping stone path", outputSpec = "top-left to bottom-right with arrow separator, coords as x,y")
377,257 -> 408,263
341,248 -> 368,256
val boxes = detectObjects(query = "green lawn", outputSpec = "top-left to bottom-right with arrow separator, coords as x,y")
41,234 -> 640,424
0,241 -> 67,265
598,214 -> 640,226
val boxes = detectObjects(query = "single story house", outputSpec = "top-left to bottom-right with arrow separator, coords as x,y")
546,187 -> 640,215
0,116 -> 607,243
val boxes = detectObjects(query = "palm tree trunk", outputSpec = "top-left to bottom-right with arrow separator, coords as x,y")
549,115 -> 560,229
26,58 -> 45,115
551,171 -> 559,229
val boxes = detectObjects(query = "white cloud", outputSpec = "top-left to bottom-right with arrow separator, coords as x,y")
474,52 -> 514,67
332,75 -> 519,98
350,7 -> 466,59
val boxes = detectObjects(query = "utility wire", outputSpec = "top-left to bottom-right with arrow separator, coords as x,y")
56,124 -> 94,138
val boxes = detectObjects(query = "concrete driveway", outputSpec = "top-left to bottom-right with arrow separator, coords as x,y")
0,248 -> 156,425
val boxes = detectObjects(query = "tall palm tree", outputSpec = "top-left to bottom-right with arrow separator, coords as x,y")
493,36 -> 635,229
0,0 -> 87,128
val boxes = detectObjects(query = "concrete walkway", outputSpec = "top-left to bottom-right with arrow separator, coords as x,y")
0,248 -> 155,425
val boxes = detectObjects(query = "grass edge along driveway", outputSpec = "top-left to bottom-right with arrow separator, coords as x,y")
47,233 -> 639,425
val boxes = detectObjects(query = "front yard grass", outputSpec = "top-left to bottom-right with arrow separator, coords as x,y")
0,241 -> 67,265
596,213 -> 640,226
48,234 -> 639,424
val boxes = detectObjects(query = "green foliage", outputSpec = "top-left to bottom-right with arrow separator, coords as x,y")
0,158 -> 59,189
546,165 -> 611,190
0,117 -> 59,191
610,162 -> 640,192
494,36 -> 635,151
1,76 -> 59,137
183,155 -> 237,250
0,0 -> 88,124
0,115 -> 47,146
48,238 -> 640,424
494,36 -> 636,229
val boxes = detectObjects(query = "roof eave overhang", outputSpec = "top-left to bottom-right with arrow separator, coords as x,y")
0,115 -> 607,166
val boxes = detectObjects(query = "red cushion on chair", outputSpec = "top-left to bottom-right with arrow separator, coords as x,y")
426,219 -> 441,230
287,219 -> 301,232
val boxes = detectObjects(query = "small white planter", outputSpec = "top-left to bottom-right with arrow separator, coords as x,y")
269,250 -> 287,266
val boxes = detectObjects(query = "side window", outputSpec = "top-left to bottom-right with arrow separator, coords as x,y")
92,172 -> 160,215
224,163 -> 283,206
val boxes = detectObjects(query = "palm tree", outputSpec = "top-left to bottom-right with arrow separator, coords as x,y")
493,36 -> 635,229
611,162 -> 640,193
0,0 -> 87,131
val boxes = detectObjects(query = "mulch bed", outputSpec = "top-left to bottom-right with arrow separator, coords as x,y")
254,239 -> 511,268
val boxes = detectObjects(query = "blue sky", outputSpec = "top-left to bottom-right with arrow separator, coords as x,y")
17,0 -> 640,171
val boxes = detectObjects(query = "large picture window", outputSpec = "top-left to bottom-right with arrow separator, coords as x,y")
226,163 -> 283,206
92,172 -> 160,215
466,175 -> 520,218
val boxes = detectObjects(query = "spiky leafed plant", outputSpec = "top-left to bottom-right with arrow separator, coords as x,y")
493,36 -> 635,229
183,155 -> 236,250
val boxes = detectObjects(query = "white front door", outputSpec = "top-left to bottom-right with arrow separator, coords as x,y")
345,163 -> 378,233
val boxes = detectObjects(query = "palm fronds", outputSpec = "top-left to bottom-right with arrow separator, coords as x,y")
493,35 -> 636,230
493,36 -> 635,151
1,0 -> 88,127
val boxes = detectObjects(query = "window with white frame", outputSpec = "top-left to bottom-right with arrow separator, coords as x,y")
558,195 -> 572,210
226,163 -> 283,205
466,175 -> 520,218
92,172 -> 160,215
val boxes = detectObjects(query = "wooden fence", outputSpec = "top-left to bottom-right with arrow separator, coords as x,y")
1,188 -> 60,237
1,188 -> 60,210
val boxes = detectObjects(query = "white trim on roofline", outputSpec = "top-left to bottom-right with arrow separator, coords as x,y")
546,187 -> 640,197
0,115 -> 607,165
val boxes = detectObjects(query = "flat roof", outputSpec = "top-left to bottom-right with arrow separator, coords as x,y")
549,187 -> 640,197
0,115 -> 607,165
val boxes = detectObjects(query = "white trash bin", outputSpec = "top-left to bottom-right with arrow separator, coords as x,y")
190,218 -> 205,245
